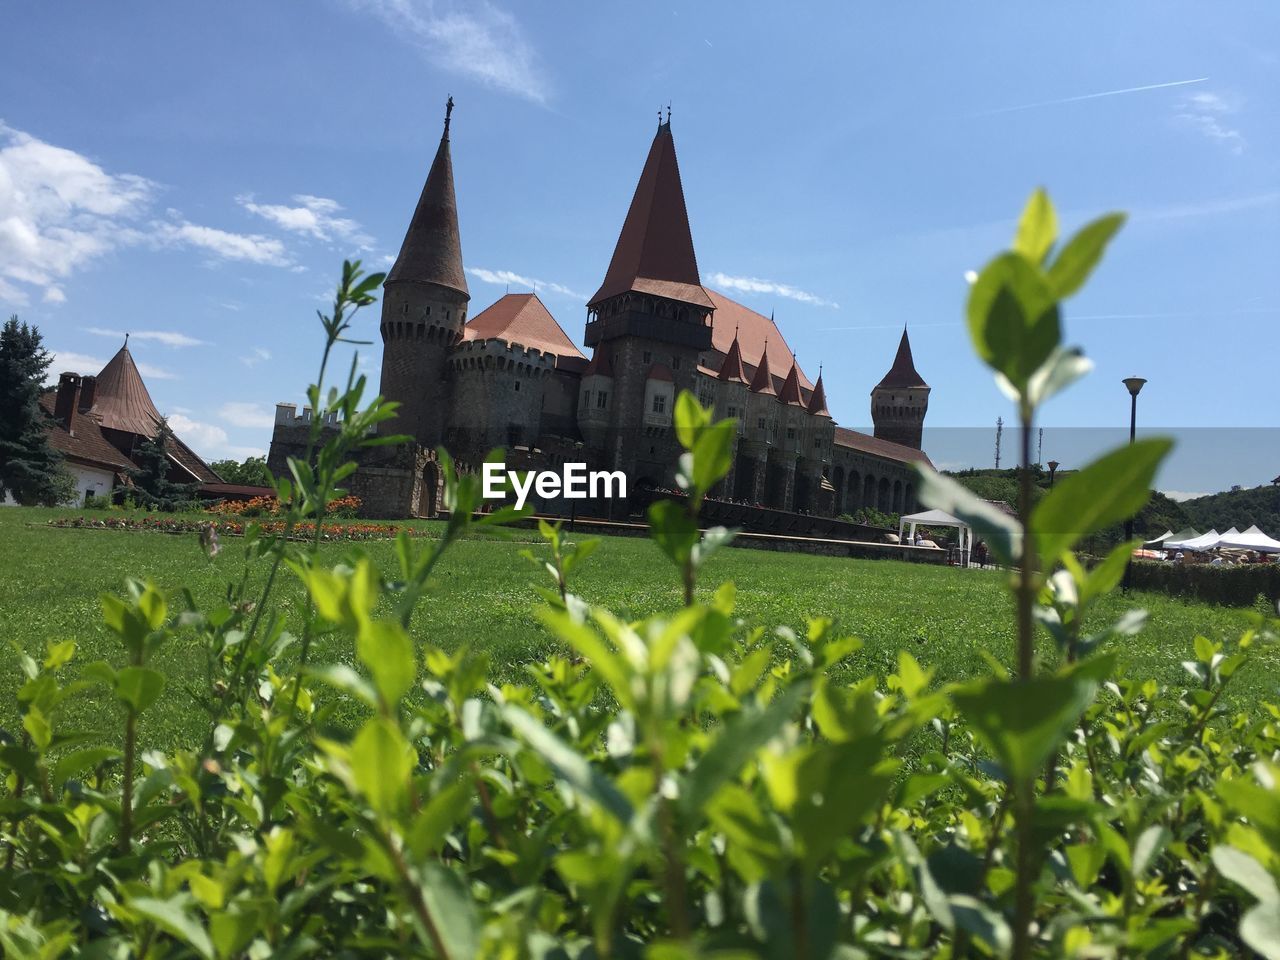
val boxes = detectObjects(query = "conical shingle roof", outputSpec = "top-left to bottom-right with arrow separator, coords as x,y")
778,361 -> 804,406
464,293 -> 584,361
89,341 -> 162,436
876,329 -> 928,390
717,330 -> 747,382
589,120 -> 712,310
583,340 -> 614,377
386,99 -> 469,299
749,346 -> 776,395
807,370 -> 831,417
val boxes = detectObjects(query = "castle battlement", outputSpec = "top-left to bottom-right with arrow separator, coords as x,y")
449,338 -> 557,375
274,403 -> 340,427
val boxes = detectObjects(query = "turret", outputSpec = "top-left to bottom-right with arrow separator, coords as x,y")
871,328 -> 929,449
377,97 -> 470,446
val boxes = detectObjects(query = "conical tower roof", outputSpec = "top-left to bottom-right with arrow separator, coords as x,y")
589,119 -> 712,310
778,360 -> 804,406
90,340 -> 163,436
583,340 -> 614,377
807,369 -> 831,417
717,330 -> 747,382
875,328 -> 927,390
748,345 -> 776,395
386,98 -> 469,299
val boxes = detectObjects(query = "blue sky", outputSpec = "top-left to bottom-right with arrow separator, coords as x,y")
3,2 -> 1276,496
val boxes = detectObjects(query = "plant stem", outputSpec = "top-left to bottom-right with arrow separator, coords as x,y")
119,710 -> 136,853
1012,408 -> 1037,960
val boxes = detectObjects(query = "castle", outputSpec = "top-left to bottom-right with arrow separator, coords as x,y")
268,102 -> 933,521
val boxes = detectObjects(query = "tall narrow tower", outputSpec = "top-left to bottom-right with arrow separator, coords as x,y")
583,115 -> 714,479
871,328 -> 929,449
377,98 -> 470,445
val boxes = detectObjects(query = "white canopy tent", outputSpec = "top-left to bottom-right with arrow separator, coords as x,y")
899,509 -> 973,566
1218,525 -> 1280,554
1144,530 -> 1174,548
1166,529 -> 1222,552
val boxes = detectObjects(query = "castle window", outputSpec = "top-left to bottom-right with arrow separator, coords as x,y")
672,357 -> 680,370
643,350 -> 652,364
514,381 -> 521,392
424,306 -> 431,316
757,417 -> 765,430
652,394 -> 666,414
728,405 -> 737,417
582,389 -> 589,406
814,437 -> 822,449
596,391 -> 608,409
787,427 -> 796,440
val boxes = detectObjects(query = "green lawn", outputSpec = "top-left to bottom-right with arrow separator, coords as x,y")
1,505 -> 1273,755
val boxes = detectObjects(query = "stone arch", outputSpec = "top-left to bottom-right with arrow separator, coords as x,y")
892,479 -> 903,513
832,465 -> 845,514
904,482 -> 915,514
847,470 -> 861,511
863,473 -> 876,509
877,476 -> 891,512
417,460 -> 440,518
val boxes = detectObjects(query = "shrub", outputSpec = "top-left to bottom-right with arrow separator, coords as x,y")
1129,558 -> 1280,607
4,224 -> 1280,960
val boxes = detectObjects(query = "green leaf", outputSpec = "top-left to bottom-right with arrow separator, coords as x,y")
418,863 -> 481,960
682,682 -> 807,815
1131,825 -> 1170,878
504,706 -> 633,825
536,608 -> 634,710
22,705 -> 52,751
1046,212 -> 1125,299
949,895 -> 1012,955
356,620 -> 416,707
53,746 -> 122,789
1032,438 -> 1173,565
690,419 -> 736,494
674,390 -> 712,450
966,252 -> 1061,389
1241,902 -> 1280,960
210,907 -> 262,959
306,664 -> 379,709
648,499 -> 698,567
350,717 -> 416,816
409,777 -> 473,858
1013,187 -> 1057,265
952,672 -> 1101,782
915,467 -> 1022,565
129,896 -> 215,960
114,667 -> 165,714
1212,846 -> 1280,904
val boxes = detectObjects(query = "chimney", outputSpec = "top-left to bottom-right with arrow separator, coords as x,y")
54,373 -> 82,432
79,375 -> 97,412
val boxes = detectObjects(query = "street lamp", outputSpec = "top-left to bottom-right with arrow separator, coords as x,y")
1122,377 -> 1147,590
1047,460 -> 1060,488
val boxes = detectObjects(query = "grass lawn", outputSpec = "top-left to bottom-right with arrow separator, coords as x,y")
1,505 -> 1274,755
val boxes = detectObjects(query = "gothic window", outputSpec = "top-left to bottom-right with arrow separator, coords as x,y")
757,417 -> 765,430
652,394 -> 666,414
728,405 -> 737,417
596,391 -> 608,409
786,427 -> 796,440
582,389 -> 589,406
672,357 -> 680,370
643,350 -> 652,364
514,381 -> 521,392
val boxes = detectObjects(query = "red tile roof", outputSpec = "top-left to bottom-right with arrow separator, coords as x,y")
464,293 -> 586,364
834,426 -> 933,467
646,362 -> 674,382
583,339 -> 614,377
88,343 -> 163,436
705,290 -> 813,392
590,122 -> 713,310
778,362 -> 804,406
37,393 -> 134,473
876,329 -> 928,390
386,103 -> 468,298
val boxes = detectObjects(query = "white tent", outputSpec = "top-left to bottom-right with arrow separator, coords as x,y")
899,509 -> 973,565
1219,525 -> 1280,554
1144,530 -> 1174,547
1166,529 -> 1221,552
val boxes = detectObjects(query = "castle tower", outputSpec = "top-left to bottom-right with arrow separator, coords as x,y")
871,328 -> 929,449
584,114 -> 714,481
377,98 -> 470,445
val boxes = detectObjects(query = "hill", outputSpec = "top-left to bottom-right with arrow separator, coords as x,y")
1178,483 -> 1280,536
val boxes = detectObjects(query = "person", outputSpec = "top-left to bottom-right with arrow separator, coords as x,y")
974,540 -> 988,567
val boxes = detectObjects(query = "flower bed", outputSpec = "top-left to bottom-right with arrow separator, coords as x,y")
46,514 -> 436,542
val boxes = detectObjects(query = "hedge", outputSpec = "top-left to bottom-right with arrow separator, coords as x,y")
1128,558 -> 1280,607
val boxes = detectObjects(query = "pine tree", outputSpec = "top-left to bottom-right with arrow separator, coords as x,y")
127,416 -> 198,511
0,316 -> 70,505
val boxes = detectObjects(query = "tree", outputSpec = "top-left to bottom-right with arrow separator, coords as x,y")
127,417 -> 198,510
0,316 -> 71,505
209,455 -> 273,487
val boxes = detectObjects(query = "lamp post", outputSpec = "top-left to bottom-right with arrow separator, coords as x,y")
1122,377 -> 1147,590
1047,460 -> 1060,488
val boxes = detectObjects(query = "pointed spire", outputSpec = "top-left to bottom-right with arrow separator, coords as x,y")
583,339 -> 614,377
875,328 -> 928,389
386,98 -> 469,299
717,328 -> 747,382
90,341 -> 163,435
589,120 -> 712,309
778,360 -> 804,406
748,345 -> 776,395
807,367 -> 831,417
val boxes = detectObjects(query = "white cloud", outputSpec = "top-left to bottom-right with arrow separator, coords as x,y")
347,0 -> 550,104
240,346 -> 272,367
0,123 -> 301,306
1175,91 -> 1245,154
84,327 -> 208,348
707,272 -> 840,309
151,217 -> 291,266
45,349 -> 106,382
467,266 -> 585,300
168,413 -> 230,455
136,361 -> 177,380
218,401 -> 275,429
1161,490 -> 1210,503
238,193 -> 373,249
